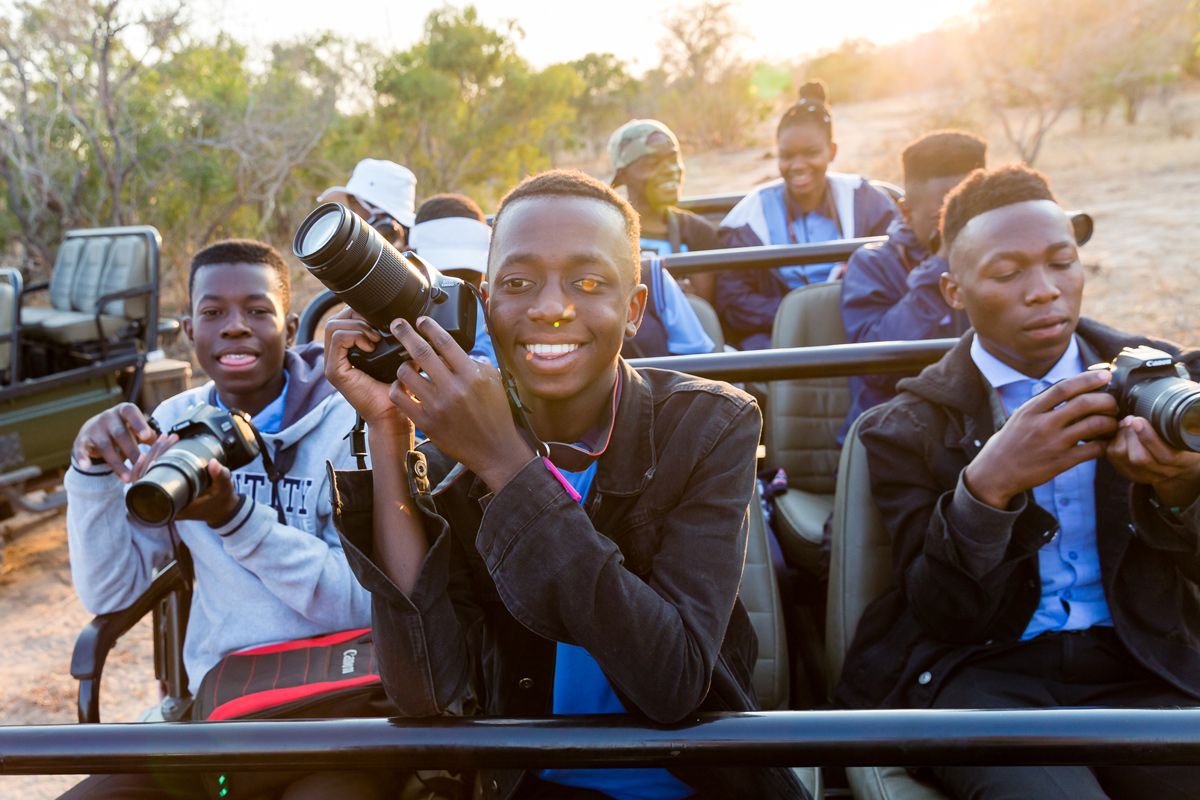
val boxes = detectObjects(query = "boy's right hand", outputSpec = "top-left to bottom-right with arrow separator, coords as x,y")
323,306 -> 411,434
963,369 -> 1119,510
72,403 -> 159,482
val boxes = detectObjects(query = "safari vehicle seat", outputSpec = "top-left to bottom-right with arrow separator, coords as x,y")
0,268 -> 21,383
742,485 -> 824,796
744,483 -> 789,710
766,282 -> 849,573
686,294 -> 725,351
21,228 -> 153,348
827,410 -> 948,800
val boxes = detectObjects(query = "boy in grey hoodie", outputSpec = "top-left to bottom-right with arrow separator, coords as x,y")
61,240 -> 380,800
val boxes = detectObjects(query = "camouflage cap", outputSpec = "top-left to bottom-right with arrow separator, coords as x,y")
608,119 -> 681,186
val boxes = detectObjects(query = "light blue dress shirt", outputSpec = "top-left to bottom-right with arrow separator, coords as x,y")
969,336 -> 1113,640
214,371 -> 288,435
775,210 -> 843,287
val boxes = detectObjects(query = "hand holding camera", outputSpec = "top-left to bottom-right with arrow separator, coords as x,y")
1096,346 -> 1200,506
964,370 -> 1118,511
125,404 -> 259,527
76,403 -> 252,528
386,315 -> 533,492
73,402 -> 159,482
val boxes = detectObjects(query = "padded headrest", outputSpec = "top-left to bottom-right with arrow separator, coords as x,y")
771,281 -> 846,349
48,238 -> 85,310
100,236 -> 150,319
68,237 -> 114,312
0,280 -> 13,374
766,283 -> 850,492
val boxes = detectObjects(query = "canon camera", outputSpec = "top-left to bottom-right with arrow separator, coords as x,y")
125,404 -> 260,527
1091,346 -> 1200,453
292,202 -> 477,382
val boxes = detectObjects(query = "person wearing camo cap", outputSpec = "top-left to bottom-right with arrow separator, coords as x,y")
608,119 -> 717,359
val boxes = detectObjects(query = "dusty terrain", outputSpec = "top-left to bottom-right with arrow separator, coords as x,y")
3,87 -> 1198,798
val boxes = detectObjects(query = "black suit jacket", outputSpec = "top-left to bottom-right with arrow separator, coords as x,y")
836,318 -> 1200,709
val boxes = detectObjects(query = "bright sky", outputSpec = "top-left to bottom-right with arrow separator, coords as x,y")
189,0 -> 980,70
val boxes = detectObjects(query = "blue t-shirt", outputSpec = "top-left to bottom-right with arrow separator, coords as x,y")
538,462 -> 693,799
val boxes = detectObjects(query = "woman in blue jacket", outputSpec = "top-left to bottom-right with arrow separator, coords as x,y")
716,81 -> 898,350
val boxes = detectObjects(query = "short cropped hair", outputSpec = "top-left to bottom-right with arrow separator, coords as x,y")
415,193 -> 486,224
777,80 -> 833,141
491,169 -> 641,283
189,239 -> 291,309
902,130 -> 987,184
940,164 -> 1057,254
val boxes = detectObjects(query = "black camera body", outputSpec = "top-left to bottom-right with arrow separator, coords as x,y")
1091,345 -> 1200,453
345,269 -> 476,382
292,202 -> 477,383
126,404 -> 260,527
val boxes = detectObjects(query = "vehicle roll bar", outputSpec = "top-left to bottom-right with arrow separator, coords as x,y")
294,238 -> 891,345
5,709 -> 1200,775
629,340 -> 957,381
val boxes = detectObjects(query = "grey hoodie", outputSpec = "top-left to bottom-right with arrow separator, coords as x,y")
66,343 -> 371,693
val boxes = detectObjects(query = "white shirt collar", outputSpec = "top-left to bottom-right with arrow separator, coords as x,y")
970,333 -> 1083,389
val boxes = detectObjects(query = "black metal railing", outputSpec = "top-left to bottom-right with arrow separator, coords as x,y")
5,709 -> 1200,775
629,340 -> 956,381
295,238 -> 888,345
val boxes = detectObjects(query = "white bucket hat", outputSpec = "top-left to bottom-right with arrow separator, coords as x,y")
321,159 -> 417,228
409,217 -> 491,276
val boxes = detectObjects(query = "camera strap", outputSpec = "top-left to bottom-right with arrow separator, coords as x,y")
244,422 -> 289,524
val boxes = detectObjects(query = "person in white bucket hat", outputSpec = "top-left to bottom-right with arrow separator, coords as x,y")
408,193 -> 496,368
319,159 -> 417,249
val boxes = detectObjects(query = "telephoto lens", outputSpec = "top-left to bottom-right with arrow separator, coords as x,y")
126,405 -> 260,527
292,202 -> 477,382
293,202 -> 432,331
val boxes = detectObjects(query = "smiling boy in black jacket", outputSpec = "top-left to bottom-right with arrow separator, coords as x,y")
325,170 -> 808,799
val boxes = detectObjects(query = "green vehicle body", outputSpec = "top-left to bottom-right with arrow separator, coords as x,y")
0,226 -> 170,520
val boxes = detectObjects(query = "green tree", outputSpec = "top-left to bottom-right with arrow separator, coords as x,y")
647,0 -> 767,148
372,6 -> 582,206
565,52 -> 641,158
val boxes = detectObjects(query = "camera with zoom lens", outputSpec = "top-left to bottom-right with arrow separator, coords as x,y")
126,404 -> 260,527
1090,346 -> 1200,453
292,202 -> 477,383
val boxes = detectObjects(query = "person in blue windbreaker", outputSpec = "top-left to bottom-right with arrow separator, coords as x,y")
716,80 -> 898,350
838,130 -> 986,441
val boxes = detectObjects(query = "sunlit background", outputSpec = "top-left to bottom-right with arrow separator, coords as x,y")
192,0 -> 979,67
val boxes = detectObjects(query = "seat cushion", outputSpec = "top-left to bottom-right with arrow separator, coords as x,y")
742,485 -> 789,710
847,766 -> 948,800
19,305 -> 57,330
794,765 -> 823,798
27,310 -> 130,344
774,489 -> 833,571
685,294 -> 724,351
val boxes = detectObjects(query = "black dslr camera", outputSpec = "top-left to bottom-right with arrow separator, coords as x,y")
1091,346 -> 1200,453
125,404 -> 260,527
292,202 -> 477,383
